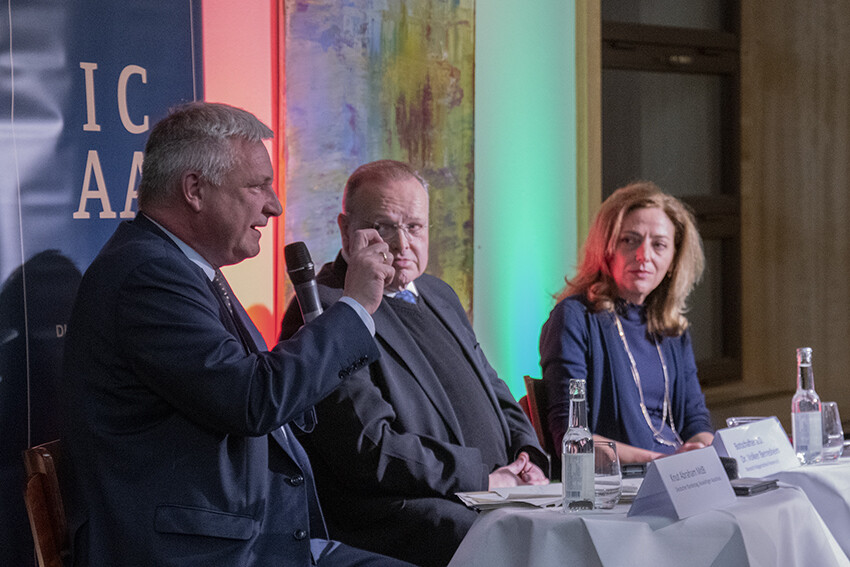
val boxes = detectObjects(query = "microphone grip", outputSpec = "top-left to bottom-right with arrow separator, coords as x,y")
293,279 -> 323,323
285,241 -> 323,324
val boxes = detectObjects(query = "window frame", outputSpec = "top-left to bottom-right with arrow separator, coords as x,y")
600,6 -> 742,387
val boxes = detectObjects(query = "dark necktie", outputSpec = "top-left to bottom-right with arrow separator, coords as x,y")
395,289 -> 417,304
213,269 -> 235,315
212,269 -> 258,352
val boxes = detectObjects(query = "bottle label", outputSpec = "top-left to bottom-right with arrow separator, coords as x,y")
562,452 -> 594,507
792,411 -> 823,463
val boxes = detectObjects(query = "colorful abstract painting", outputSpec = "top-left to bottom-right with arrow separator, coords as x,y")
282,0 -> 475,313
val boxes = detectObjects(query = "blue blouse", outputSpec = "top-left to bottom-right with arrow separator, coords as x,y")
539,294 -> 713,455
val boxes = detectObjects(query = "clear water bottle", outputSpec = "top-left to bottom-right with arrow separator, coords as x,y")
562,378 -> 594,511
792,347 -> 823,464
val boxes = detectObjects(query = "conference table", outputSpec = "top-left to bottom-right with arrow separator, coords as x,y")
449,481 -> 849,567
770,457 -> 850,558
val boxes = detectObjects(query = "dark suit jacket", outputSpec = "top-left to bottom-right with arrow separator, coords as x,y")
62,217 -> 378,566
280,253 -> 545,566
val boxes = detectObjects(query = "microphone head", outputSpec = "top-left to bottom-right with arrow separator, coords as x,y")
284,241 -> 316,285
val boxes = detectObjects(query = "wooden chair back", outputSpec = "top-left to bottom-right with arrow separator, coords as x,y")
23,439 -> 68,567
523,375 -> 561,479
523,375 -> 552,452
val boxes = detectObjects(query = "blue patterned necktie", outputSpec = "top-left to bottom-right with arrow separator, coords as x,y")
213,270 -> 235,315
395,289 -> 417,304
212,269 -> 257,353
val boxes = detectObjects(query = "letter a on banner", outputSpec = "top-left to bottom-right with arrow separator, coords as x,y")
74,150 -> 117,219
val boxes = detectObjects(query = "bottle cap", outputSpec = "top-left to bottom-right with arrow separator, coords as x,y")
568,379 -> 586,398
796,347 -> 813,365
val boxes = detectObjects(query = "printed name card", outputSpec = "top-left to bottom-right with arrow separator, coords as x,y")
712,417 -> 799,477
628,447 -> 736,520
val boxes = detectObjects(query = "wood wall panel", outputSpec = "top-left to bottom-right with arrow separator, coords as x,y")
718,0 -> 850,430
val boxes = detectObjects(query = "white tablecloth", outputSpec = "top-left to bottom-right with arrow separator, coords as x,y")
770,457 -> 850,557
448,486 -> 848,567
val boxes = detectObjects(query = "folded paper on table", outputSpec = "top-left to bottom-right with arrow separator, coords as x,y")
456,484 -> 563,510
713,416 -> 799,477
628,446 -> 736,520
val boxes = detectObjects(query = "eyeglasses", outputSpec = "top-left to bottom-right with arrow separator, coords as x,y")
368,221 -> 428,241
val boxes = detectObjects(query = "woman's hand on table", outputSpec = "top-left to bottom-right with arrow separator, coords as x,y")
593,434 -> 663,464
674,432 -> 715,454
594,432 -> 716,464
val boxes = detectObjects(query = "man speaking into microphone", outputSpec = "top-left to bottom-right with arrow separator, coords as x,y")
61,102 -> 413,567
281,160 -> 549,567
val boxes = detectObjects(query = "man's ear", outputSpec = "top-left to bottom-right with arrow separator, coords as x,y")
182,171 -> 204,213
338,213 -> 351,256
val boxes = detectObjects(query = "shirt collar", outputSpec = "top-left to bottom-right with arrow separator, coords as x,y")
143,214 -> 216,281
385,280 -> 419,298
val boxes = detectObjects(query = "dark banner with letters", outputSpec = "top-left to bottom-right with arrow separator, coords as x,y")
1,2 -> 202,563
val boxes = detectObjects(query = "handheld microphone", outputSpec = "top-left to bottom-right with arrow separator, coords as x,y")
284,241 -> 323,323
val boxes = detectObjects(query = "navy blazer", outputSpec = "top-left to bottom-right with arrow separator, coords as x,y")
280,254 -> 544,563
62,217 -> 378,566
539,294 -> 712,456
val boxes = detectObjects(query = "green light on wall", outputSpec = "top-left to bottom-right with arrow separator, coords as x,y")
474,0 -> 578,399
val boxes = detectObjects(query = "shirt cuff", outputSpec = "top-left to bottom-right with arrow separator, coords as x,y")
338,296 -> 375,336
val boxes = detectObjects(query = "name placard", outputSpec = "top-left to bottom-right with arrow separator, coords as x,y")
712,417 -> 799,477
628,446 -> 736,520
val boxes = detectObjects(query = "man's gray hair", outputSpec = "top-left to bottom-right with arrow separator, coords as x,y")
138,101 -> 273,210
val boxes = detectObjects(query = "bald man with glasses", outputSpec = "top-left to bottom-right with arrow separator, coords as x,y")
281,160 -> 548,567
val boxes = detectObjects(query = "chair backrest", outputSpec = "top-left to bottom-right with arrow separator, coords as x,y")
523,375 -> 561,479
522,375 -> 551,452
23,439 -> 68,567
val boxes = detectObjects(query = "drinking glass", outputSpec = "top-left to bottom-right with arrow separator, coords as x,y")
594,441 -> 622,509
821,402 -> 844,461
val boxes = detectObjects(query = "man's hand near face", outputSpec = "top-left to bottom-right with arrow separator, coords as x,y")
343,228 -> 395,313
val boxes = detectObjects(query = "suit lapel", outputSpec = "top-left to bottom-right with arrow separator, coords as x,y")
417,280 -> 508,434
134,215 -> 267,353
320,255 -> 466,440
205,277 -> 258,354
214,278 -> 317,451
419,287 -> 478,368
230,293 -> 268,352
372,296 -> 466,442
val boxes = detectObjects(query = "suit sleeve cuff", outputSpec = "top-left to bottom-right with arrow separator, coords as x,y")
337,296 -> 375,336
